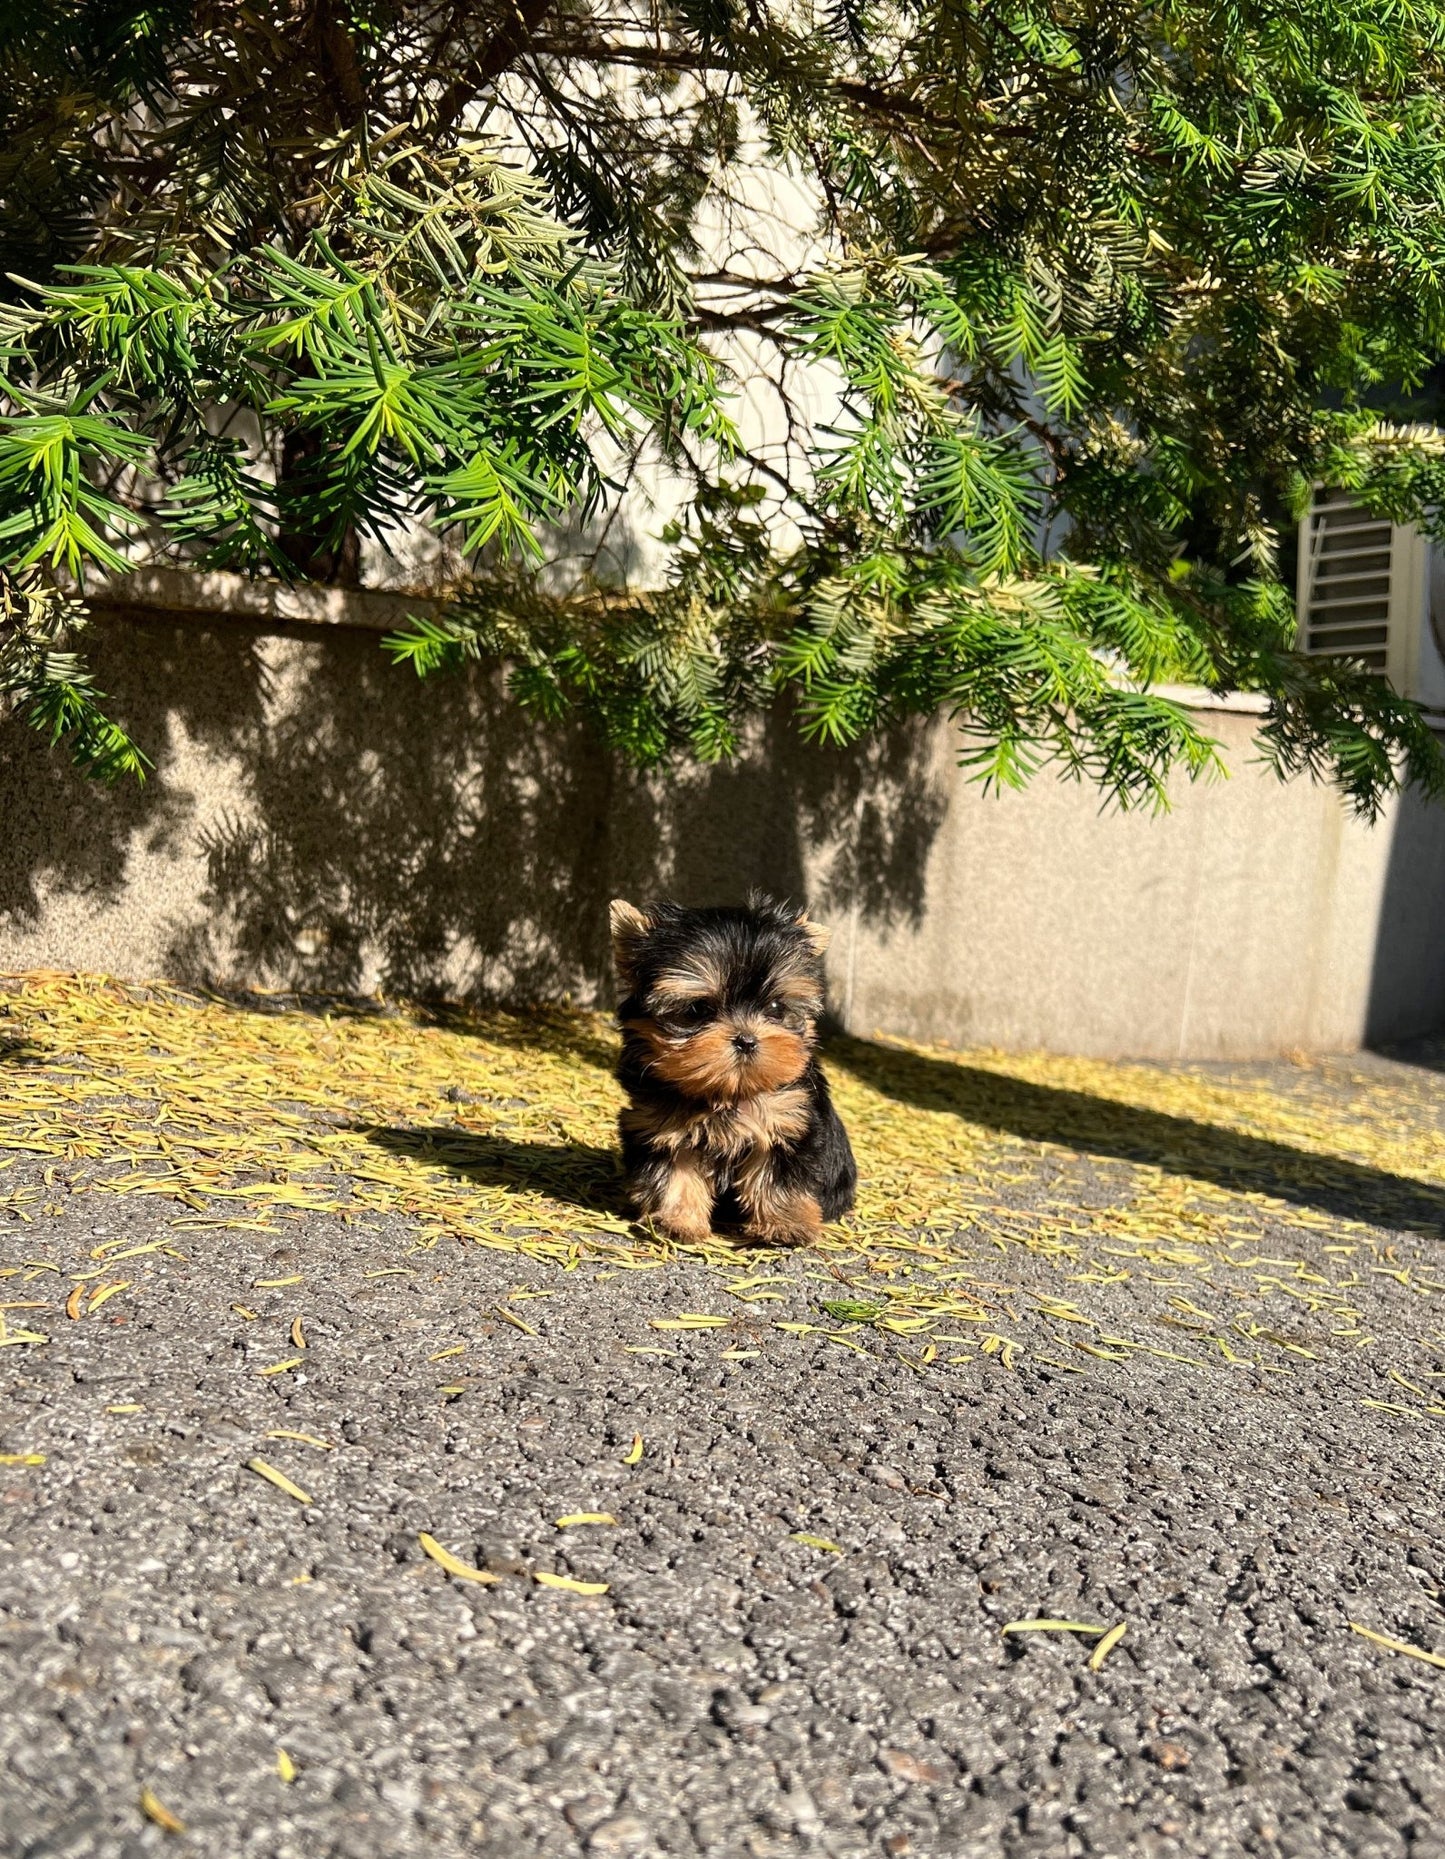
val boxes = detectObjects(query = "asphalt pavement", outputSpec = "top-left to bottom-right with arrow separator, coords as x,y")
3,1053 -> 1445,1859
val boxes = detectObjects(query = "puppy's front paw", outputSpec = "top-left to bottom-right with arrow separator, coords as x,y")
629,1153 -> 715,1244
744,1191 -> 823,1250
645,1211 -> 714,1244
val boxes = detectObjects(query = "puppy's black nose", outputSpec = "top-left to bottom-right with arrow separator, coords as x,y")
731,1031 -> 759,1057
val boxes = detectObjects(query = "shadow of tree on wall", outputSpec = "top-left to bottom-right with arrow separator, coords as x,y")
0,608 -> 945,1000
830,1034 -> 1445,1237
0,614 -> 270,931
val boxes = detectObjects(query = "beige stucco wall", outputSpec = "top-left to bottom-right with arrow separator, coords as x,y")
834,706 -> 1445,1056
3,607 -> 1443,1057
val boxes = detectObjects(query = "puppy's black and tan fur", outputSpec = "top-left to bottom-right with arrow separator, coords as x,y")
611,895 -> 856,1247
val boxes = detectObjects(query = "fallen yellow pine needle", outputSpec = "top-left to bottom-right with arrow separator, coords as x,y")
650,1314 -> 729,1330
790,1533 -> 843,1553
139,1789 -> 185,1835
1348,1622 -> 1445,1670
87,1281 -> 130,1314
257,1356 -> 304,1377
290,1317 -> 306,1349
1088,1623 -> 1128,1670
621,1434 -> 644,1465
106,1403 -> 142,1414
254,1276 -> 304,1288
428,1344 -> 464,1361
556,1513 -> 616,1528
64,1283 -> 87,1320
246,1458 -> 312,1504
0,1453 -> 44,1466
1002,1619 -> 1109,1637
232,1305 -> 258,1321
276,1748 -> 297,1783
417,1533 -> 499,1585
265,1429 -> 333,1450
534,1572 -> 609,1595
494,1306 -> 537,1335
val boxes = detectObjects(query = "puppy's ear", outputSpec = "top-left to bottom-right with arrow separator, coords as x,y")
609,899 -> 650,984
794,910 -> 831,957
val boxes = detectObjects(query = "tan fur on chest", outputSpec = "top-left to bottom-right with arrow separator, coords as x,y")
621,1085 -> 812,1161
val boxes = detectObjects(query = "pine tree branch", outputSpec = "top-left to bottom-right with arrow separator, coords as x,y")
428,0 -> 559,134
521,33 -> 990,134
311,0 -> 369,126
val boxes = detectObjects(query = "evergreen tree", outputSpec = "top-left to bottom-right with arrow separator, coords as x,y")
4,0 -> 1445,811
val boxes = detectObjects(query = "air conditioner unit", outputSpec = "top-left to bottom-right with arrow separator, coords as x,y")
1297,488 -> 1445,714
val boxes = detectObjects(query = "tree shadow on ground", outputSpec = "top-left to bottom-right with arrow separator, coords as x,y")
1377,1036 -> 1445,1077
356,1124 -> 624,1216
209,986 -> 623,1074
828,1035 -> 1445,1238
354,1122 -> 796,1253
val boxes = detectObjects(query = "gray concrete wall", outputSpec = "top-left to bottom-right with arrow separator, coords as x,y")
3,606 -> 1443,1057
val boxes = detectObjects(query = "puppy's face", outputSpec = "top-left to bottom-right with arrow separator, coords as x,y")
612,897 -> 829,1103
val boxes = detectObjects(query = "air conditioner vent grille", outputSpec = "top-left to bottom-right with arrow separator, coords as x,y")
1301,489 -> 1392,673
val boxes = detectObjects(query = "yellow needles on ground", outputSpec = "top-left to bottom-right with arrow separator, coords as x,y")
417,1533 -> 500,1585
139,1790 -> 185,1835
1088,1623 -> 1129,1670
2,970 -> 1442,1395
1002,1620 -> 1110,1636
246,1458 -> 313,1505
534,1572 -> 609,1595
1348,1622 -> 1445,1670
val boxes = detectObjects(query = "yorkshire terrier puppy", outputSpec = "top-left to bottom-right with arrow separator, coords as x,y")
610,895 -> 857,1247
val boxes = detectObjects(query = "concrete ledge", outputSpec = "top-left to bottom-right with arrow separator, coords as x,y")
85,574 -> 1307,722
87,568 -> 443,633
1152,682 -> 1271,716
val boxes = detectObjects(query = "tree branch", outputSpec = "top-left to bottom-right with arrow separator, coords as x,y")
427,0 -> 557,135
311,0 -> 368,126
521,35 -> 1001,134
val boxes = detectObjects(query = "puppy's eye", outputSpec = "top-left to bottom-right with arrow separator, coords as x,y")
673,999 -> 714,1026
763,999 -> 787,1021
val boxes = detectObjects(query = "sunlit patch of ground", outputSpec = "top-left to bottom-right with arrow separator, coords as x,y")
3,971 -> 1443,1413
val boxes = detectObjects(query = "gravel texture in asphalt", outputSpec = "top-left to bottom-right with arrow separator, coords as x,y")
2,986 -> 1444,1859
